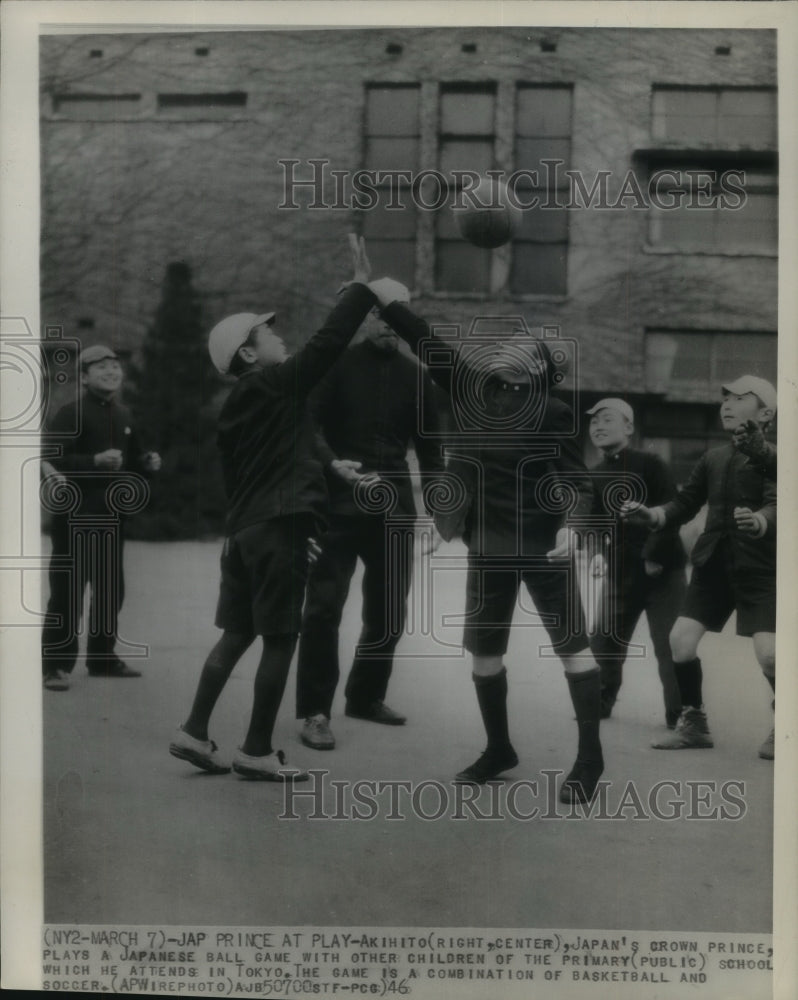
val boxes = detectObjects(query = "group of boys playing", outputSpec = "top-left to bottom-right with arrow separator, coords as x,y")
163,235 -> 777,803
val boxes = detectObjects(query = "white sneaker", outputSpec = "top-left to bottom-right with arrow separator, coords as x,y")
169,727 -> 231,774
232,748 -> 309,782
44,670 -> 70,691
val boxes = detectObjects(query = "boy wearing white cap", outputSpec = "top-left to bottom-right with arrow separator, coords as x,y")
586,398 -> 687,727
170,237 -> 377,780
622,375 -> 777,758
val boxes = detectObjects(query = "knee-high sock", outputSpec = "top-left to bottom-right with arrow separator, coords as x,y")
473,668 -> 511,751
184,632 -> 253,740
674,658 -> 703,710
242,635 -> 297,758
566,668 -> 603,765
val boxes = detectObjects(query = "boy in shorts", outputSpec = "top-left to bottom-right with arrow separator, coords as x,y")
367,276 -> 605,804
622,376 -> 776,758
169,237 -> 376,780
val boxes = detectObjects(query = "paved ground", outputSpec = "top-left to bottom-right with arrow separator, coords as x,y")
43,539 -> 773,932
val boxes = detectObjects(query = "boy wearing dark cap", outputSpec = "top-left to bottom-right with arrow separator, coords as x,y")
169,237 -> 378,780
42,345 -> 161,690
586,398 -> 687,727
622,376 -> 777,758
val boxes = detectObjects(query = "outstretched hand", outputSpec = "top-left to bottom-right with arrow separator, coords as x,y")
547,526 -> 577,562
620,501 -> 656,527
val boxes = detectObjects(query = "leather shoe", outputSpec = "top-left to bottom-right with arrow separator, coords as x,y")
559,759 -> 605,804
345,700 -> 406,725
454,745 -> 519,784
88,658 -> 141,678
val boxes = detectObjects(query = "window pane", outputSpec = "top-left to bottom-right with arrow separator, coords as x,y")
439,139 -> 494,177
516,87 -> 572,137
669,333 -> 713,383
717,89 -> 776,145
716,192 -> 777,250
514,203 -> 569,242
515,138 -> 571,184
435,203 -> 461,240
366,86 -> 420,136
436,241 -> 491,292
52,93 -> 141,119
510,243 -> 567,295
652,90 -> 718,142
649,204 -> 719,249
440,89 -> 495,134
367,240 -> 416,288
361,202 -> 417,239
713,333 -> 777,386
364,137 -> 419,173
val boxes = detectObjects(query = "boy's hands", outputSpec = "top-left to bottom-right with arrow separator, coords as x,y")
547,526 -> 577,561
368,277 -> 410,308
734,506 -> 765,536
349,234 -> 371,284
94,448 -> 123,470
620,501 -> 657,527
142,451 -> 162,472
732,419 -> 768,461
330,458 -> 379,486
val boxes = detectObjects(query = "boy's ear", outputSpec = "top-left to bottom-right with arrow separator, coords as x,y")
624,418 -> 635,436
758,406 -> 775,425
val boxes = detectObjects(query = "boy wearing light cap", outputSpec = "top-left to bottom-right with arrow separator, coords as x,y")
170,236 -> 377,780
587,398 -> 687,727
622,375 -> 777,758
42,344 -> 161,690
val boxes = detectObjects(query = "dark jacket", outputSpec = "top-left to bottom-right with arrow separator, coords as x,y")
380,302 -> 593,552
47,390 -> 149,517
219,282 -> 376,534
591,447 -> 687,574
311,338 -> 445,518
661,443 -> 776,574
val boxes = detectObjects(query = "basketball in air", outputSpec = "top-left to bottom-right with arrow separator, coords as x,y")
454,177 -> 523,249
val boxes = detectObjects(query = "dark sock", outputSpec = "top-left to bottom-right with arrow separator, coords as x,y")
242,635 -> 298,758
674,658 -> 703,709
184,632 -> 253,741
473,668 -> 512,752
566,668 -> 603,766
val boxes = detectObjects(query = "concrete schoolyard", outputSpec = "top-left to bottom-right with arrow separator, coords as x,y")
43,539 -> 773,932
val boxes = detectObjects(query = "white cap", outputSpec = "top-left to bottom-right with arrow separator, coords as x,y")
208,312 -> 275,374
586,398 -> 635,423
722,375 -> 777,410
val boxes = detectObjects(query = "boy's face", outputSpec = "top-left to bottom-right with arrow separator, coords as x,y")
720,391 -> 772,431
81,358 -> 123,397
589,407 -> 632,450
363,307 -> 399,353
247,321 -> 288,367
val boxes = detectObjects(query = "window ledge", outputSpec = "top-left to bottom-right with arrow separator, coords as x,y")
426,291 -> 569,302
642,244 -> 777,259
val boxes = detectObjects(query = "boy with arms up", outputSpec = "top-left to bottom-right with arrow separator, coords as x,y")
170,237 -> 377,780
622,376 -> 777,758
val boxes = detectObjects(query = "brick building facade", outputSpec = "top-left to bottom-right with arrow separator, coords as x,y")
40,27 -> 777,480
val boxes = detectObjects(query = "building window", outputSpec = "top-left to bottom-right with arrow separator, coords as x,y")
648,164 -> 777,252
52,93 -> 141,118
511,84 -> 572,295
156,92 -> 248,117
435,83 -> 497,293
361,83 -> 420,288
645,328 -> 777,403
642,403 -> 727,485
652,86 -> 777,146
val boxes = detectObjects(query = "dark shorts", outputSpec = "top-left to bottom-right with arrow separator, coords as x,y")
215,515 -> 314,637
462,557 -> 589,658
682,544 -> 775,637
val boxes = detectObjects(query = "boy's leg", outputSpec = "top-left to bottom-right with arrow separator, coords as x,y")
526,565 -> 604,803
296,518 -> 358,720
651,616 -> 713,749
753,631 -> 775,760
42,518 -> 83,683
345,518 -> 414,719
454,567 -> 519,783
645,568 -> 688,726
182,631 -> 254,740
590,574 -> 645,718
241,634 -> 298,757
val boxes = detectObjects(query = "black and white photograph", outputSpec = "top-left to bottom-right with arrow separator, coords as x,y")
1,2 -> 796,997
